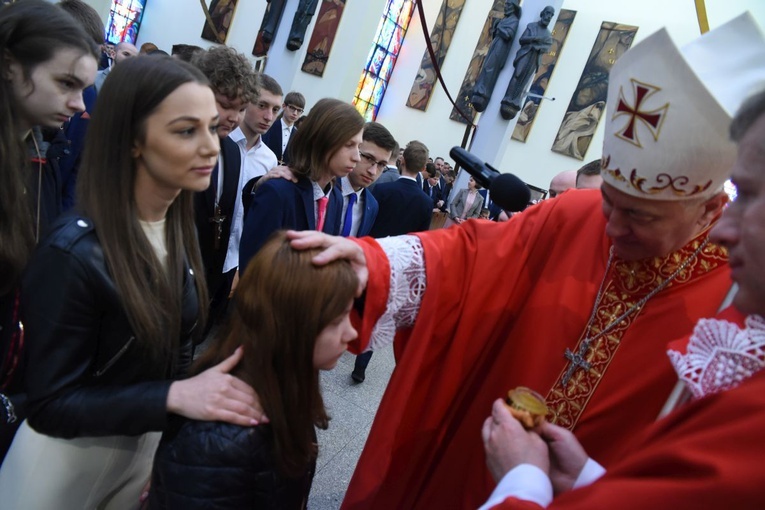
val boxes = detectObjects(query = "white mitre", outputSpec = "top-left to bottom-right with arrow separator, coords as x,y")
601,13 -> 765,200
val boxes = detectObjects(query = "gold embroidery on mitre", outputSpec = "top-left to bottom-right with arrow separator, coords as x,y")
601,154 -> 714,198
545,236 -> 728,431
613,79 -> 669,148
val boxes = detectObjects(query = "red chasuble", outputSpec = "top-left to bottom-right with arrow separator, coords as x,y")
342,190 -> 731,510
494,310 -> 765,510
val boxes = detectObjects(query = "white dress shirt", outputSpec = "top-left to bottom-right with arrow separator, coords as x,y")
223,128 -> 278,273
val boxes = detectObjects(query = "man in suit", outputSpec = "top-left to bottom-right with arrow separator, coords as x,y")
353,140 -> 432,382
192,46 -> 258,331
338,121 -> 397,238
370,140 -> 432,237
423,163 -> 442,206
262,90 -> 305,164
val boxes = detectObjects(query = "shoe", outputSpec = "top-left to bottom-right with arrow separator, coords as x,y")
351,369 -> 366,383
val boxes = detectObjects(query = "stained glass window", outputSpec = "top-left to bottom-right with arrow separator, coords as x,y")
105,0 -> 147,44
352,0 -> 415,120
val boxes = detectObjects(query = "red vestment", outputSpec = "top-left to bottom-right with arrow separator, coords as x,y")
494,310 -> 765,510
343,190 -> 731,509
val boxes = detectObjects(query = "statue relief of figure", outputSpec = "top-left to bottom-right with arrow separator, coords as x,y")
500,5 -> 555,120
287,0 -> 320,51
260,0 -> 288,44
470,0 -> 521,113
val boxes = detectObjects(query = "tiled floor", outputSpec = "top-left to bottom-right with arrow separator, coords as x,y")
308,345 -> 396,509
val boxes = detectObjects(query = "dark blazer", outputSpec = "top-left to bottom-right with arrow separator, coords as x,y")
239,176 -> 342,271
369,178 -> 432,237
261,120 -> 296,164
150,419 -> 314,510
423,180 -> 442,203
336,178 -> 378,237
194,136 -> 241,293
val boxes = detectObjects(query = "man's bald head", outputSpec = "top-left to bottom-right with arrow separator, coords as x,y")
548,170 -> 577,198
114,42 -> 138,65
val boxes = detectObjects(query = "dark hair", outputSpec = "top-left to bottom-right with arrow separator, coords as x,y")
403,140 -> 429,174
363,121 -> 397,153
195,231 -> 358,476
730,89 -> 765,142
170,43 -> 203,62
77,55 -> 209,360
259,73 -> 283,97
0,0 -> 97,294
576,159 -> 602,186
286,98 -> 364,182
388,140 -> 400,163
192,46 -> 257,103
58,0 -> 105,45
425,162 -> 437,178
284,90 -> 305,109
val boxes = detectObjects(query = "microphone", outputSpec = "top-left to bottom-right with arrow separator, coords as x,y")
449,147 -> 531,212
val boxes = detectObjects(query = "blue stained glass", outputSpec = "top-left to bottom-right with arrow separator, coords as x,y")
380,53 -> 395,82
352,0 -> 414,120
389,0 -> 405,19
378,18 -> 395,49
368,47 -> 386,75
389,26 -> 403,53
372,80 -> 386,106
398,1 -> 414,29
105,0 -> 146,44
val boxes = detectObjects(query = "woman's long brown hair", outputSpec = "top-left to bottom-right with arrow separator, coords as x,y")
0,0 -> 96,295
77,56 -> 209,363
195,231 -> 358,476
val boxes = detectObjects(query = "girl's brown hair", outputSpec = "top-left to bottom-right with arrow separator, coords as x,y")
195,231 -> 358,476
285,98 -> 364,182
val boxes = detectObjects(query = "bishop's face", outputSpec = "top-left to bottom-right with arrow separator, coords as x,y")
600,183 -> 722,261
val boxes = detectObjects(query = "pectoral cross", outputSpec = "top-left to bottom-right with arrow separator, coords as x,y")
561,343 -> 593,387
209,205 -> 226,250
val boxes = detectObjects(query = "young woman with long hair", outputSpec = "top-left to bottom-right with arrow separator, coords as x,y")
0,0 -> 98,456
0,55 -> 260,508
239,97 -> 365,271
150,231 -> 358,509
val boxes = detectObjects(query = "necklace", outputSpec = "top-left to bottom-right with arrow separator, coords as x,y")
561,237 -> 711,387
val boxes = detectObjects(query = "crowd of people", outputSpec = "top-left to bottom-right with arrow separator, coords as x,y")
0,0 -> 764,509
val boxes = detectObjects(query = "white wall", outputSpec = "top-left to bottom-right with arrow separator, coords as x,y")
106,0 -> 763,189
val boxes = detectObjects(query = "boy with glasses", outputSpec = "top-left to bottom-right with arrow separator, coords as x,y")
262,90 -> 305,164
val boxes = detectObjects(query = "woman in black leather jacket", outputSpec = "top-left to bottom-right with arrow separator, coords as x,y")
150,232 -> 359,509
0,0 -> 99,459
0,55 -> 260,508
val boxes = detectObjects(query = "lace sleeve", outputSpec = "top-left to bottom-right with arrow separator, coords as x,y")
366,236 -> 427,352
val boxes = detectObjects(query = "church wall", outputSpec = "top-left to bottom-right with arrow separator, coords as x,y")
120,0 -> 760,190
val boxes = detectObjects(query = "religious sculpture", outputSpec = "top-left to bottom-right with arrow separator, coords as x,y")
470,0 -> 521,113
287,0 -> 320,51
259,0 -> 287,44
499,5 -> 555,120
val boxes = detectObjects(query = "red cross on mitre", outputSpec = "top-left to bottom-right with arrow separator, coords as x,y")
613,79 -> 669,147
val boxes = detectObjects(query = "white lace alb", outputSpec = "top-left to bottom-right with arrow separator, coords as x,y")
668,314 -> 765,399
366,236 -> 427,352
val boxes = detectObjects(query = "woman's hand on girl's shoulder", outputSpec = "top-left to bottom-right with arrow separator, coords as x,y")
166,347 -> 268,426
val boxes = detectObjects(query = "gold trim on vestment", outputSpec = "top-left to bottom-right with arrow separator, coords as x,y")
545,234 -> 728,430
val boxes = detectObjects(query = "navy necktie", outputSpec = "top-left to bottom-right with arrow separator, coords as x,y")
341,193 -> 357,237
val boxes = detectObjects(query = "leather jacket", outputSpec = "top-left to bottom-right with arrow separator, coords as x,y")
20,213 -> 200,438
